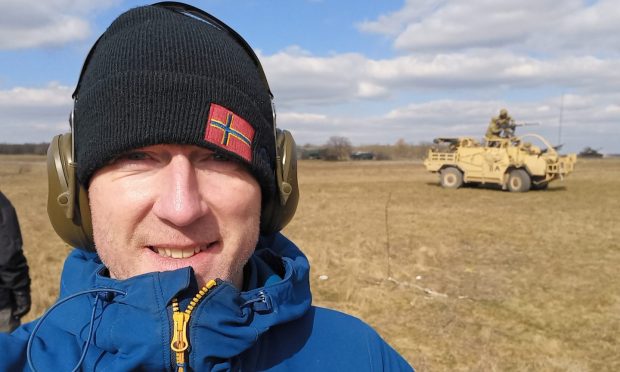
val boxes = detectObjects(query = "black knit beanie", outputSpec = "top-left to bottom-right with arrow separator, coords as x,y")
74,5 -> 276,204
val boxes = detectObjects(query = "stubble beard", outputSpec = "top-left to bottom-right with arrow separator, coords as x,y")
92,213 -> 261,289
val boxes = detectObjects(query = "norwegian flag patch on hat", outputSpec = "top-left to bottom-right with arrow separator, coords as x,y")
204,103 -> 255,162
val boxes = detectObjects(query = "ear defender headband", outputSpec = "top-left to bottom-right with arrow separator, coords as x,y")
47,1 -> 298,251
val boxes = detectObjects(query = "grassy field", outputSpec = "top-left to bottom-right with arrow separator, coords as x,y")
1,155 -> 618,371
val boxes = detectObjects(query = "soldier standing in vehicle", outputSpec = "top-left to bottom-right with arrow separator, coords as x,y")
485,108 -> 516,142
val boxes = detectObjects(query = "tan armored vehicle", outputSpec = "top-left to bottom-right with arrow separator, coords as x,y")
424,134 -> 576,192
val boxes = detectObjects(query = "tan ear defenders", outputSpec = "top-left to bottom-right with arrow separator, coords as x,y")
47,129 -> 299,250
260,129 -> 299,234
46,132 -> 94,250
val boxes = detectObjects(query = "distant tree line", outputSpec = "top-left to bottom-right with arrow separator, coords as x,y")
1,136 -> 434,161
0,143 -> 49,155
300,136 -> 433,161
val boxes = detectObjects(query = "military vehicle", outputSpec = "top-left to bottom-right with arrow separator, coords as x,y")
424,134 -> 576,192
578,147 -> 604,158
350,151 -> 375,160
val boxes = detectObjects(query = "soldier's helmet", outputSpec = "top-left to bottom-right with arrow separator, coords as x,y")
499,108 -> 508,118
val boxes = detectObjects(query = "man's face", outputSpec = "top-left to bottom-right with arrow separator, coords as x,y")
88,144 -> 261,289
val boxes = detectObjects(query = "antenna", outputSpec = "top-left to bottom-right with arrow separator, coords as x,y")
558,93 -> 564,145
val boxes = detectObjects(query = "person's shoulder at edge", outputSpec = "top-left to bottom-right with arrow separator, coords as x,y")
251,304 -> 414,371
316,306 -> 413,371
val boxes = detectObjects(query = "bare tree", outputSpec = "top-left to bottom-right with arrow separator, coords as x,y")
394,138 -> 409,158
324,136 -> 352,161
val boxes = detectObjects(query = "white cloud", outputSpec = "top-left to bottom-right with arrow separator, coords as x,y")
2,0 -> 617,153
264,47 -> 620,107
0,82 -> 72,108
262,48 -> 372,106
0,82 -> 73,142
0,0 -> 119,49
358,0 -> 620,55
356,82 -> 389,98
279,92 -> 620,153
357,0 -> 440,37
261,33 -> 620,153
278,112 -> 327,123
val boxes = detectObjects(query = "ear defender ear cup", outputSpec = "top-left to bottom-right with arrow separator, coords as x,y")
46,133 -> 94,250
260,129 -> 299,234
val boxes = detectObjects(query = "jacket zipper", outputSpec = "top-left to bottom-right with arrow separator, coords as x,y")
170,279 -> 217,372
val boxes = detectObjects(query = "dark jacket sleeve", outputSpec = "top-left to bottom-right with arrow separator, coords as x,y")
0,322 -> 31,370
0,193 -> 31,310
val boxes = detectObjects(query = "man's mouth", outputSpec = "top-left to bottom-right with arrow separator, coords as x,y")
148,242 -> 217,259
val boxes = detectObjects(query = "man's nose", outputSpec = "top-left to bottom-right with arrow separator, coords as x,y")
152,156 -> 208,227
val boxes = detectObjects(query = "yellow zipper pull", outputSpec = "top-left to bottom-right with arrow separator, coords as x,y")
171,306 -> 190,371
170,280 -> 217,372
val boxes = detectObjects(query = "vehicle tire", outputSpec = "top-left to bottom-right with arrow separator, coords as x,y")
440,167 -> 463,189
507,169 -> 531,192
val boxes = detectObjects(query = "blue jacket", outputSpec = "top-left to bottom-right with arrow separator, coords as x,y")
0,233 -> 412,371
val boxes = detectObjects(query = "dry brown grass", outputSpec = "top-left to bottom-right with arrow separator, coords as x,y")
1,155 -> 618,371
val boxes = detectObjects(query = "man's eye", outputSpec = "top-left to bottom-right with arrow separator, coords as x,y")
198,152 -> 242,172
116,152 -> 150,162
212,153 -> 230,162
131,152 -> 152,160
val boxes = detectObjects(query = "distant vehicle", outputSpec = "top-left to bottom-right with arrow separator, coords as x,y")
424,134 -> 577,192
300,148 -> 325,160
578,147 -> 604,158
350,151 -> 375,160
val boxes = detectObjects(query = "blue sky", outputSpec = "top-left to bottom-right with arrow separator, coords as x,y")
1,0 -> 619,154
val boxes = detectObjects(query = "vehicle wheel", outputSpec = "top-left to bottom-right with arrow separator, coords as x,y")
507,169 -> 531,192
440,167 -> 463,189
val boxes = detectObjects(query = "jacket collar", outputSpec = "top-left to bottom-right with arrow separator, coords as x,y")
49,233 -> 311,366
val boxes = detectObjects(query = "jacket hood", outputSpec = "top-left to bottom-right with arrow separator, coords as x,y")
29,233 -> 312,370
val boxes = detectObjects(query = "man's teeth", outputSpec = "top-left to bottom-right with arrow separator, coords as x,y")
154,245 -> 205,259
